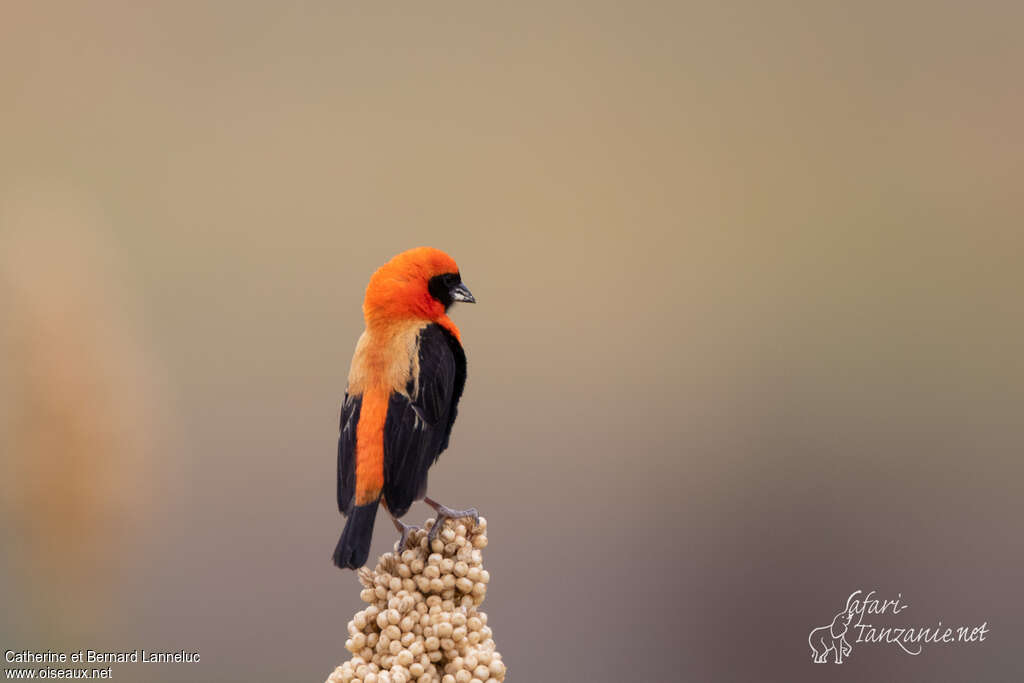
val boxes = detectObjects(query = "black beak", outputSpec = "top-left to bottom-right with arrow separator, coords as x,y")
450,282 -> 476,303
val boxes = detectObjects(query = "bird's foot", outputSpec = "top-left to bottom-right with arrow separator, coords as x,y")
424,496 -> 479,543
390,515 -> 421,553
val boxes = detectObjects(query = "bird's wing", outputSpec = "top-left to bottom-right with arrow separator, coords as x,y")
337,392 -> 361,516
382,323 -> 466,517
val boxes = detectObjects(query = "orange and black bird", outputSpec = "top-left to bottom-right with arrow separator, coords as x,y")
333,247 -> 478,569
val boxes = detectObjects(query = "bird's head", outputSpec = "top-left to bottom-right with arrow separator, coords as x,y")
363,247 -> 475,327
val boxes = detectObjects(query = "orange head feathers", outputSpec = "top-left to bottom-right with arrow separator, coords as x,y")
363,247 -> 475,331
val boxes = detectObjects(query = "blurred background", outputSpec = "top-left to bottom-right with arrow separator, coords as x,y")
2,2 -> 1022,681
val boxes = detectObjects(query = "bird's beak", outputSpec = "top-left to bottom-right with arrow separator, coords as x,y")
450,282 -> 476,303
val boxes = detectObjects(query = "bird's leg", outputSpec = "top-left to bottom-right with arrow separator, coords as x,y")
390,515 -> 420,553
424,496 -> 479,543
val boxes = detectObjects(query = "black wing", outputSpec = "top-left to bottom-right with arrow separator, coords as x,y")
337,392 -> 361,516
383,323 -> 467,517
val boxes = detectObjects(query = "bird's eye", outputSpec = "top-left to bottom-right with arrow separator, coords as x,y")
444,273 -> 460,286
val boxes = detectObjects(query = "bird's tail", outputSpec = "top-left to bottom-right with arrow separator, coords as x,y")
333,499 -> 379,569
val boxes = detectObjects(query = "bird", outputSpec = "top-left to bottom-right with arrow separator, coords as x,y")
333,246 -> 478,570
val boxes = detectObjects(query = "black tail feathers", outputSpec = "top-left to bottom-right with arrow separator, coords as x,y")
333,500 -> 379,569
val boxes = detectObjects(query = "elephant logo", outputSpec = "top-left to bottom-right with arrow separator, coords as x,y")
808,592 -> 859,664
